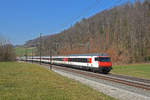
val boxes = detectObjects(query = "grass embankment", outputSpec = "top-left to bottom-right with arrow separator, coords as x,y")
112,63 -> 150,80
15,47 -> 36,57
0,62 -> 116,100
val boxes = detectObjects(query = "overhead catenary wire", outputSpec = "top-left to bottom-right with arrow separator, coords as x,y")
64,0 -> 123,28
60,0 -> 104,29
71,0 -> 104,24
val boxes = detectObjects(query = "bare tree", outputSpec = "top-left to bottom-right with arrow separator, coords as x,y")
0,36 -> 16,61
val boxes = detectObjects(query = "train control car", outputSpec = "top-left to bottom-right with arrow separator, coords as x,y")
23,54 -> 112,74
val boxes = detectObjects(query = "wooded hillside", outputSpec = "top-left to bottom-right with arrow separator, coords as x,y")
25,0 -> 150,64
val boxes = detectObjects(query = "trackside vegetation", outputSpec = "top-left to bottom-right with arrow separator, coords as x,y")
15,47 -> 36,57
0,62 -> 116,100
0,43 -> 16,61
112,64 -> 150,80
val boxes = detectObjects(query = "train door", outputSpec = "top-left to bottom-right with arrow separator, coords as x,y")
92,56 -> 98,68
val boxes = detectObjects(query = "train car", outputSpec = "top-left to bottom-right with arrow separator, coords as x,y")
24,54 -> 112,74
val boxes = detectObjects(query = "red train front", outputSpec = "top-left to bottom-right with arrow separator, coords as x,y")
95,56 -> 112,74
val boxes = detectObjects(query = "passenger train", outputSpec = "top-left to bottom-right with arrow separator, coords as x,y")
21,54 -> 112,74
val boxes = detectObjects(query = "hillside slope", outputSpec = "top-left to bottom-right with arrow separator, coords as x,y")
25,0 -> 150,64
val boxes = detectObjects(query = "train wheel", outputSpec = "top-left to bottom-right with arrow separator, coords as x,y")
102,69 -> 109,74
92,69 -> 97,73
103,71 -> 108,74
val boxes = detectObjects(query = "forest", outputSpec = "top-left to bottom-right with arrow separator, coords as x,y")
25,0 -> 150,64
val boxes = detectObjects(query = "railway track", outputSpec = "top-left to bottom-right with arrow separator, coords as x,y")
50,65 -> 150,91
26,61 -> 150,91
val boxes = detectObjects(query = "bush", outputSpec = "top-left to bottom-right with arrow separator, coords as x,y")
145,55 -> 150,62
0,44 -> 16,61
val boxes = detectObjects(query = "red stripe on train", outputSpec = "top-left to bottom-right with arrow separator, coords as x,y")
98,62 -> 112,67
88,58 -> 92,63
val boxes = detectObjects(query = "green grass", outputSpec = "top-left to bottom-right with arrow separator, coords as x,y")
111,63 -> 150,80
15,47 -> 36,57
0,62 -> 116,100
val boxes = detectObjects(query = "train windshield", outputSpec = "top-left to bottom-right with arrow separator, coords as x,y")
95,57 -> 110,62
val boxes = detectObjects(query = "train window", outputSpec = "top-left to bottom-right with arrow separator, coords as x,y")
95,57 -> 110,62
68,58 -> 88,63
52,58 -> 63,61
43,58 -> 50,60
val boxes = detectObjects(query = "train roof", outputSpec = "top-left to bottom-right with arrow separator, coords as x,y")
26,54 -> 109,58
68,53 -> 108,56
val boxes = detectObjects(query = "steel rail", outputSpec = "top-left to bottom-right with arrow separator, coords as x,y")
24,61 -> 150,91
52,65 -> 150,90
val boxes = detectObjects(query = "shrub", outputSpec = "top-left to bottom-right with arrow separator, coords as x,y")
0,44 -> 16,61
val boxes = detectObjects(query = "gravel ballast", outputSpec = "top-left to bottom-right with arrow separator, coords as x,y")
52,68 -> 150,100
